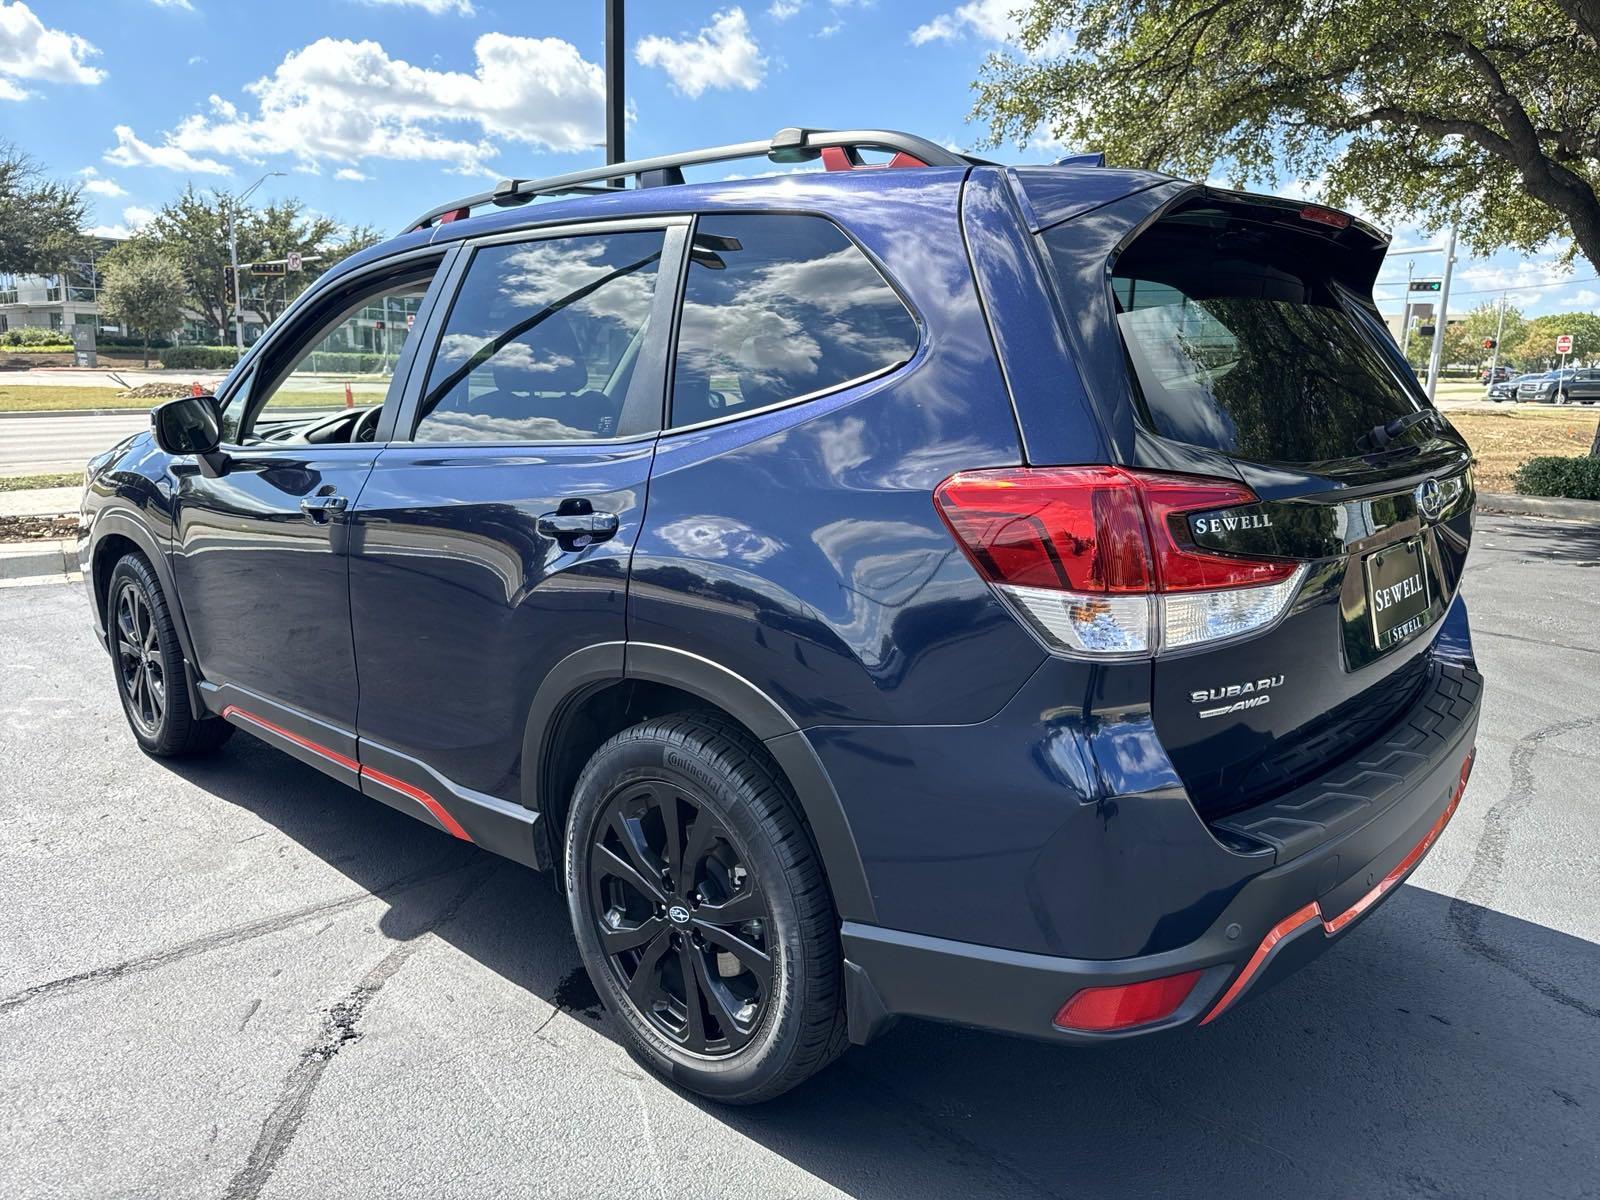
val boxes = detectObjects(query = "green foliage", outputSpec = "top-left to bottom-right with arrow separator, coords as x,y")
294,351 -> 400,375
0,142 -> 88,275
974,1 -> 1600,271
1513,455 -> 1600,499
161,345 -> 241,370
0,327 -> 71,347
99,245 -> 187,367
1507,312 -> 1600,367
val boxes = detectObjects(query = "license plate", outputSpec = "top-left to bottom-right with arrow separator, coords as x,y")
1365,537 -> 1431,650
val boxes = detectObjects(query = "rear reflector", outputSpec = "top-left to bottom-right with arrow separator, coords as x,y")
1056,970 -> 1204,1032
934,466 -> 1304,657
1299,205 -> 1352,229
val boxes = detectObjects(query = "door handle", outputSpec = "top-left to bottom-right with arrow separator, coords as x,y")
300,494 -> 349,523
537,509 -> 620,548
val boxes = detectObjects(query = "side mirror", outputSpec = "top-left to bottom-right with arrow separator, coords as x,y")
152,395 -> 229,477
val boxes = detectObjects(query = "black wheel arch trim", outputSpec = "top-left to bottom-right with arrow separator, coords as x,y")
522,641 -> 876,923
90,508 -> 208,718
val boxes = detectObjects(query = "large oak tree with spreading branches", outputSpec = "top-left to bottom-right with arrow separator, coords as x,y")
973,0 -> 1600,269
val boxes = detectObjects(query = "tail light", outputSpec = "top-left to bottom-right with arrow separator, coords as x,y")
933,466 -> 1306,657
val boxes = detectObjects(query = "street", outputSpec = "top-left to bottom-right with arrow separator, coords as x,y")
0,412 -> 146,475
1,513 -> 1597,1200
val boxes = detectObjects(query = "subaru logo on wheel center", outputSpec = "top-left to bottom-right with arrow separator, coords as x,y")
668,905 -> 691,925
1415,477 -> 1444,520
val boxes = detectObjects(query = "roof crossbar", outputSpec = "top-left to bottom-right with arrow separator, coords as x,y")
405,127 -> 979,232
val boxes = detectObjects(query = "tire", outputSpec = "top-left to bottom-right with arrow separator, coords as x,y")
565,712 -> 846,1104
106,554 -> 234,758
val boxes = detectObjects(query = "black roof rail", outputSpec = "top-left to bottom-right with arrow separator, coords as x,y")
405,127 -> 985,233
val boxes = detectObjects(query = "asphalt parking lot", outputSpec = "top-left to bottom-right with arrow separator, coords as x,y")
2,511 -> 1598,1200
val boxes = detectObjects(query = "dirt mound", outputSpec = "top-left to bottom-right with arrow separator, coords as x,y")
116,383 -> 201,400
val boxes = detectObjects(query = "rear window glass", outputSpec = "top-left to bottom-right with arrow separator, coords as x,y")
1059,220 -> 1426,464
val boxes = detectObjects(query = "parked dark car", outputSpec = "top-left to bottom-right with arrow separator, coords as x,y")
1479,365 -> 1513,384
1489,372 -> 1539,401
1536,368 -> 1600,403
81,128 -> 1480,1103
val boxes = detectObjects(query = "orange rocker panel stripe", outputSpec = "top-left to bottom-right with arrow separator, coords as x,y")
221,706 -> 473,843
1202,748 -> 1475,1026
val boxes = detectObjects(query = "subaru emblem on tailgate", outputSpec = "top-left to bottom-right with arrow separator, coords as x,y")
1415,477 -> 1444,520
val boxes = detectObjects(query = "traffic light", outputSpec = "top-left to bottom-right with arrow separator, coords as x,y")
1419,324 -> 1437,337
224,266 -> 237,308
1409,280 -> 1443,293
1482,338 -> 1497,349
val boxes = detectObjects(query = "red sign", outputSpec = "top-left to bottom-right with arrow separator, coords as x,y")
1556,334 -> 1574,354
1482,338 -> 1495,349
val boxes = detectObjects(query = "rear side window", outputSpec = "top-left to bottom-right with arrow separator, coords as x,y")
413,229 -> 664,443
1053,216 -> 1426,464
670,214 -> 917,428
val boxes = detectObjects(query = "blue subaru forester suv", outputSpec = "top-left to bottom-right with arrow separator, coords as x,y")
82,129 -> 1480,1102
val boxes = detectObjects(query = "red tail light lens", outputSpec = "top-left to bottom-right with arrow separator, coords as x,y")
1055,969 -> 1205,1032
934,467 -> 1305,657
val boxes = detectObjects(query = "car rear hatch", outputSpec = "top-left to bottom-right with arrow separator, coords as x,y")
1021,183 -> 1475,824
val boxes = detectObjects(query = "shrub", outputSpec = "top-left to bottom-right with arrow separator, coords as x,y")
0,326 -> 69,347
1512,455 -> 1600,501
161,345 -> 240,369
98,334 -> 173,350
8,343 -> 73,353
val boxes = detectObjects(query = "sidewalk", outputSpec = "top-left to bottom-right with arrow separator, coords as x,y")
0,486 -> 80,583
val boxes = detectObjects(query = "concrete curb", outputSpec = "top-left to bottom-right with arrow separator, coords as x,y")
1477,492 -> 1600,522
0,538 -> 76,581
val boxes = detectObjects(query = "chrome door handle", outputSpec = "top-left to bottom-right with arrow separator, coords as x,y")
537,509 -> 620,547
300,494 -> 349,523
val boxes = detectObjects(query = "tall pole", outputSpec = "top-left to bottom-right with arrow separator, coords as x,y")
230,171 -> 283,351
1399,260 -> 1414,369
1489,291 -> 1506,378
605,0 -> 625,188
1425,224 -> 1458,401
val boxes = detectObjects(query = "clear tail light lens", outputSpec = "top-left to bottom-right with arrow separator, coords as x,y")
934,466 -> 1306,657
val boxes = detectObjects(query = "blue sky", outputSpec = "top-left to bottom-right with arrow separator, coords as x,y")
2,0 -> 1596,320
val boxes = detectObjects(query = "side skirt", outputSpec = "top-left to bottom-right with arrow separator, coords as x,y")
204,683 -> 541,869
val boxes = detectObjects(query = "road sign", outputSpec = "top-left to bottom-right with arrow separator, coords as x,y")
1556,334 -> 1574,354
287,251 -> 302,272
1419,324 -> 1437,337
1409,279 -> 1443,292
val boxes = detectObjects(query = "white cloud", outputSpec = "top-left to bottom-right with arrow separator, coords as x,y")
816,20 -> 843,36
767,0 -> 802,17
82,175 -> 127,196
87,204 -> 155,240
910,1 -> 1069,54
150,0 -> 194,10
355,0 -> 475,13
103,34 -> 608,177
0,1 -> 104,95
105,124 -> 230,174
635,8 -> 765,99
335,167 -> 368,181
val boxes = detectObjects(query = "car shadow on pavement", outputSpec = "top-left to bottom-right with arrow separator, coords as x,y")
166,738 -> 1600,1200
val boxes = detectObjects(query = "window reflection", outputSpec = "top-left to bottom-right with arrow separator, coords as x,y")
671,215 -> 918,428
414,231 -> 664,443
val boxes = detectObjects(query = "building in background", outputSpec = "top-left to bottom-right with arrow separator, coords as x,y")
0,238 -> 125,337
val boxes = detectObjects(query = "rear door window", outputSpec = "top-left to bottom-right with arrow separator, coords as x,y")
1056,220 -> 1427,464
670,214 -> 918,428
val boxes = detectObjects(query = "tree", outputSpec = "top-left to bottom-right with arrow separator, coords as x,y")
1507,311 -> 1600,367
974,0 -> 1600,271
1458,300 -> 1528,365
0,142 -> 88,276
142,190 -> 384,342
100,245 -> 186,367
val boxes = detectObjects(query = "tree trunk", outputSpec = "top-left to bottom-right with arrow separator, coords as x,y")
142,332 -> 149,369
1590,416 -> 1600,458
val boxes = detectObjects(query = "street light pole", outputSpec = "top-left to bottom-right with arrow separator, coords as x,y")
1399,260 -> 1414,366
1425,224 -> 1458,401
229,171 -> 283,352
605,0 -> 625,189
1489,291 -> 1507,378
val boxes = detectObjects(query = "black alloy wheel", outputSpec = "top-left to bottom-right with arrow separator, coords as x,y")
114,580 -> 165,738
587,778 -> 774,1056
565,712 -> 848,1103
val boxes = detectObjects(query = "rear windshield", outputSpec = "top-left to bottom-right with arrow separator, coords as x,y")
1059,218 -> 1425,464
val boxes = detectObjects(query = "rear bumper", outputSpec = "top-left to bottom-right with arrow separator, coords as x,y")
840,663 -> 1480,1046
